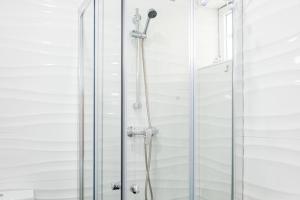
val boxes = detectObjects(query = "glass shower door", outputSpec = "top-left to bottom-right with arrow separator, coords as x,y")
78,0 -> 241,199
122,1 -> 192,200
194,1 -> 236,200
80,1 -> 123,200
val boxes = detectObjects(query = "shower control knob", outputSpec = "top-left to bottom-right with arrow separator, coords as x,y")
111,183 -> 121,191
130,184 -> 140,194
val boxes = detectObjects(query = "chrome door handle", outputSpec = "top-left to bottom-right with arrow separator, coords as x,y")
111,183 -> 121,191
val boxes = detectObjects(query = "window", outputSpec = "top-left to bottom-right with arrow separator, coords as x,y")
219,6 -> 233,61
224,10 -> 233,60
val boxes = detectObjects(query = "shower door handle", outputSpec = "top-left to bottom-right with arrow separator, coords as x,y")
111,183 -> 121,191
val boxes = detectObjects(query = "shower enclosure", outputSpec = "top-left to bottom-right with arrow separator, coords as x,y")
0,0 -> 243,200
4,0 -> 300,199
78,0 -> 243,200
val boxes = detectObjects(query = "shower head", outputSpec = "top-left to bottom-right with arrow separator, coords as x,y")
148,9 -> 157,19
143,9 -> 158,34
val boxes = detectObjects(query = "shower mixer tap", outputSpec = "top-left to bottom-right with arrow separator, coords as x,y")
127,126 -> 159,138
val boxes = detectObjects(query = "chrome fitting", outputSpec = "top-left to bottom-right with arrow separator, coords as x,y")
131,30 -> 147,39
127,126 -> 159,137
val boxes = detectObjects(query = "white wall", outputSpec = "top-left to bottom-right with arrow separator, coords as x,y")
243,0 -> 300,199
0,1 -> 82,200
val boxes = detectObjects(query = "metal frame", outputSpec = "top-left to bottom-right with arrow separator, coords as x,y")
232,0 -> 244,199
189,0 -> 196,199
121,0 -> 127,199
78,1 -> 95,200
78,7 -> 85,200
94,0 -> 104,199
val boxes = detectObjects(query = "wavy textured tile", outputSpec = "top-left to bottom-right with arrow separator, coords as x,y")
244,0 -> 300,199
0,0 -> 82,200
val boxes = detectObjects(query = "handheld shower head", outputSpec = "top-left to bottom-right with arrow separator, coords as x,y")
143,9 -> 157,34
148,9 -> 157,19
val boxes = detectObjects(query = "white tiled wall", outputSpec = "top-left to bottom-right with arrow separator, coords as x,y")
0,1 -> 82,200
243,0 -> 300,199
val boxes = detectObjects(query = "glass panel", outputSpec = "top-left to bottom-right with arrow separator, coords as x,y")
99,0 -> 122,199
0,1 -> 87,200
232,0 -> 244,199
79,1 -> 95,200
123,1 -> 191,199
194,1 -> 233,199
196,62 -> 232,200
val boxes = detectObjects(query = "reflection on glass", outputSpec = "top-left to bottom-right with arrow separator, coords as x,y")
195,0 -> 233,199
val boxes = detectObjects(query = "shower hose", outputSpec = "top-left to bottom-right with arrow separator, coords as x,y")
141,39 -> 154,200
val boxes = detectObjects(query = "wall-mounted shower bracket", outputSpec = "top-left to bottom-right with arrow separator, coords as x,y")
127,126 -> 159,137
131,30 -> 147,39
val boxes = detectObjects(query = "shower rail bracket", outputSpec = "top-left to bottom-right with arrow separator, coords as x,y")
131,30 -> 147,39
127,126 -> 159,137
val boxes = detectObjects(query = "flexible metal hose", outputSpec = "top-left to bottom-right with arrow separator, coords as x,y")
144,136 -> 153,200
141,39 -> 154,200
